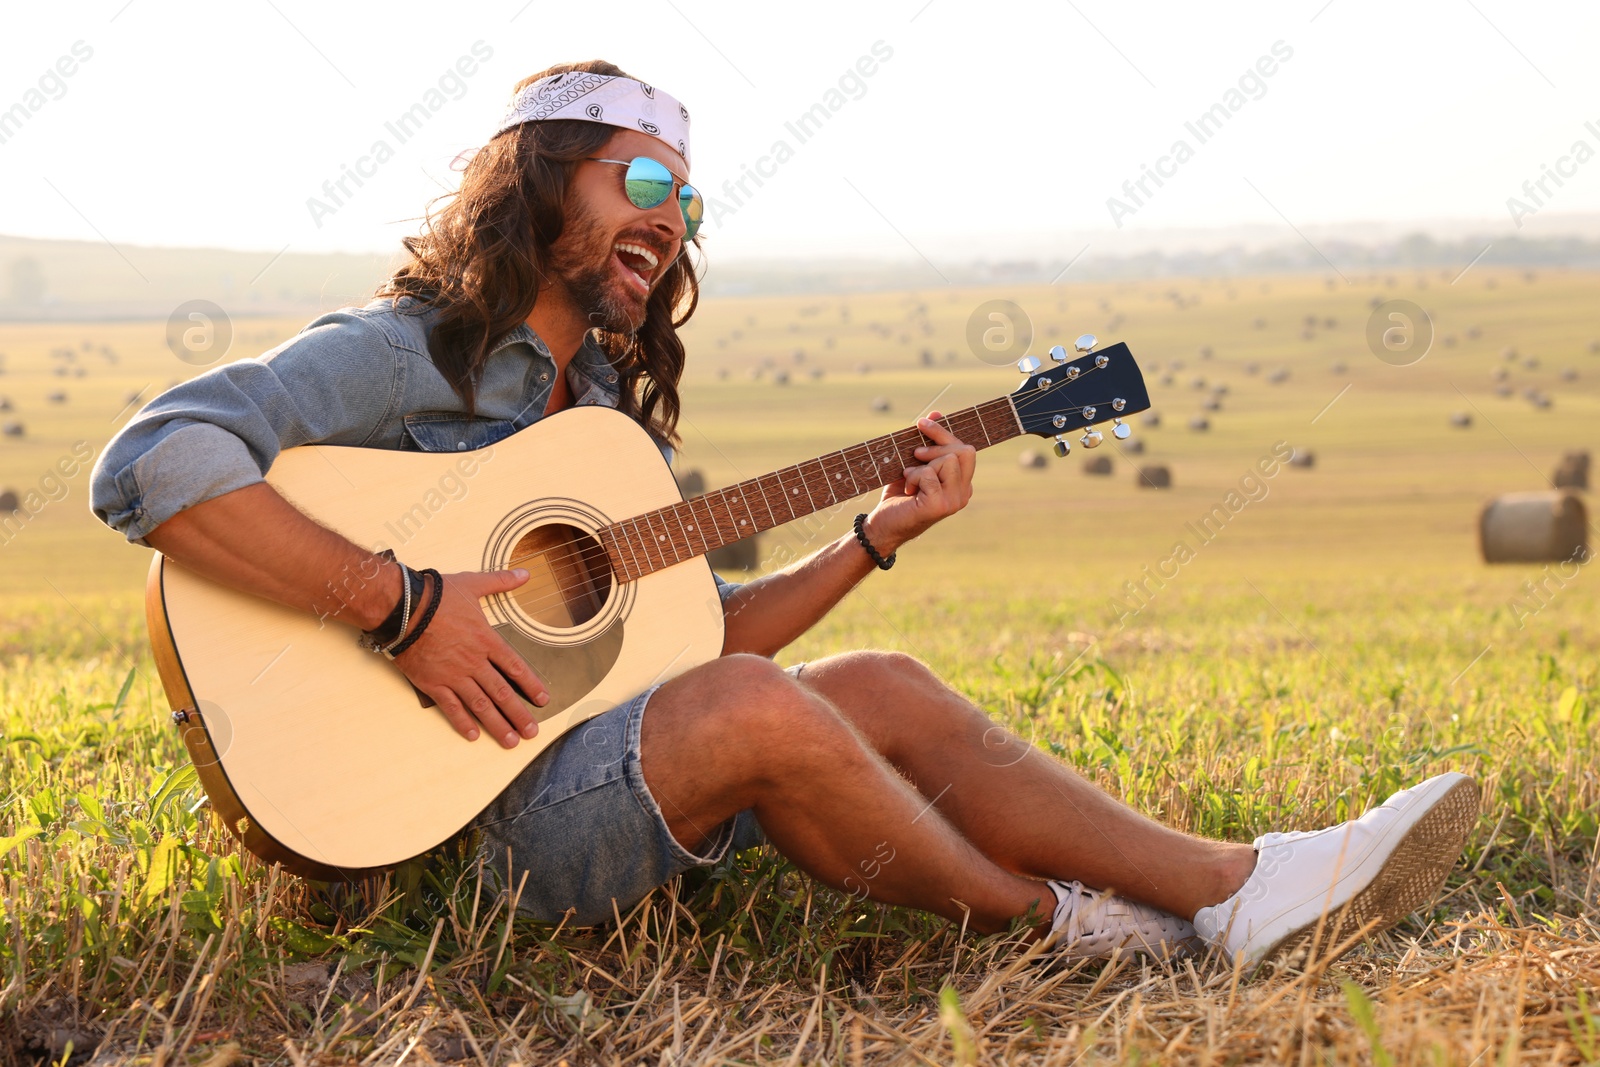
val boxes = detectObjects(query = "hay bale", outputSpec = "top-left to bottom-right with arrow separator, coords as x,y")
1136,464 -> 1171,489
1188,416 -> 1210,432
674,468 -> 707,497
1268,368 -> 1290,384
0,489 -> 18,512
1450,412 -> 1473,428
2,421 -> 22,438
870,397 -> 891,413
1553,451 -> 1590,490
0,397 -> 9,411
1082,455 -> 1112,476
709,536 -> 762,572
1018,450 -> 1048,470
1243,362 -> 1260,375
1561,367 -> 1578,382
1288,449 -> 1315,468
1141,411 -> 1161,428
1123,438 -> 1146,454
1202,397 -> 1222,412
1480,490 -> 1588,563
771,369 -> 790,386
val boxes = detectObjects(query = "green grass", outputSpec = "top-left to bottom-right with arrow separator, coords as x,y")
2,269 -> 1598,1063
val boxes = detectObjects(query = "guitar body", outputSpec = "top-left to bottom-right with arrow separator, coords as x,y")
144,338 -> 1150,880
147,406 -> 725,878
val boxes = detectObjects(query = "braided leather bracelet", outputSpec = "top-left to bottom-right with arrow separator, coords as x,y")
359,553 -> 424,652
386,568 -> 444,659
853,513 -> 896,570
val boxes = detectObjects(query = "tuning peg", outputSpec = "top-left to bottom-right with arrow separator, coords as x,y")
1017,356 -> 1042,375
1049,344 -> 1069,364
1052,434 -> 1071,457
1080,428 -> 1103,448
1074,334 -> 1098,354
1113,418 -> 1132,440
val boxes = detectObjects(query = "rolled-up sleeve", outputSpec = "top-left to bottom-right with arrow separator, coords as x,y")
90,309 -> 400,546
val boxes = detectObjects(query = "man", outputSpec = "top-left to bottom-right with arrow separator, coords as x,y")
92,61 -> 1479,970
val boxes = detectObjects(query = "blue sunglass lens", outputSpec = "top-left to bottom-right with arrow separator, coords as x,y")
624,157 -> 703,242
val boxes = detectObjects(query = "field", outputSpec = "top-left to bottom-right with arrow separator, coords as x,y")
2,268 -> 1598,1064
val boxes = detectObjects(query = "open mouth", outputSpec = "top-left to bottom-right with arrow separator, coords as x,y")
613,242 -> 660,293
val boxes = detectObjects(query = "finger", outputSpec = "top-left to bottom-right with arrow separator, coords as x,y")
957,443 -> 977,484
456,678 -> 520,748
491,642 -> 550,711
477,666 -> 538,740
425,686 -> 483,742
451,567 -> 531,599
917,414 -> 956,446
908,461 -> 948,501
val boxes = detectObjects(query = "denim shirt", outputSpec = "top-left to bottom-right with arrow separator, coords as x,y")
90,295 -> 740,601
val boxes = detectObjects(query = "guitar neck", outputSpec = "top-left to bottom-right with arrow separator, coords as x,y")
601,396 -> 1023,582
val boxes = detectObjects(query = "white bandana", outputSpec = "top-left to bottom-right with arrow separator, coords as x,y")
493,72 -> 691,167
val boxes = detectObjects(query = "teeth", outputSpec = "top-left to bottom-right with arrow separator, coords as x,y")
615,242 -> 659,269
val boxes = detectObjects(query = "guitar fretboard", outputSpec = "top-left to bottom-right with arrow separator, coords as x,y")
599,397 -> 1023,582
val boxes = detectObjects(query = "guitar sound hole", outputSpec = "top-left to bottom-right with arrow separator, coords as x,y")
508,523 -> 613,628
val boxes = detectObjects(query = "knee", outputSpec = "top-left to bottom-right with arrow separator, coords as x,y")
696,654 -> 823,732
806,649 -> 934,699
699,655 -> 863,766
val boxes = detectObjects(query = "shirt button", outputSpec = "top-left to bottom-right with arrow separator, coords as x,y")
607,373 -> 618,384
457,441 -> 467,450
539,372 -> 549,382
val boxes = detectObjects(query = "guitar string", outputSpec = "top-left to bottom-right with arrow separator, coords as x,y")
457,364 -> 1140,619
465,367 -> 1138,618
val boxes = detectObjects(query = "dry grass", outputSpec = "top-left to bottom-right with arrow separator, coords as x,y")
3,578 -> 1597,1066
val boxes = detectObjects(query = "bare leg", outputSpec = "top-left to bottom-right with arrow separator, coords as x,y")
794,651 -> 1257,920
639,655 -> 1052,933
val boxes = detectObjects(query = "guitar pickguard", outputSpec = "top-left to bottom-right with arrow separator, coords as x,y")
492,619 -> 626,721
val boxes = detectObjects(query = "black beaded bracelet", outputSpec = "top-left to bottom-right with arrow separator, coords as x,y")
386,568 -> 444,659
853,513 -> 895,570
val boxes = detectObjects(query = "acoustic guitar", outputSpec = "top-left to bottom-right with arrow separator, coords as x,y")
147,338 -> 1150,878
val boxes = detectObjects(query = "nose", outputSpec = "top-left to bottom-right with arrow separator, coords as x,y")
644,189 -> 687,243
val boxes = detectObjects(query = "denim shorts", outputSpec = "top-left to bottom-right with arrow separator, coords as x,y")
466,663 -> 804,925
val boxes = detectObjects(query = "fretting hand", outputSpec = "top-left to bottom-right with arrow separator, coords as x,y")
862,411 -> 977,554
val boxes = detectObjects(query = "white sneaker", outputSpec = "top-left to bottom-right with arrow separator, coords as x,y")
1043,879 -> 1199,961
1194,772 -> 1480,971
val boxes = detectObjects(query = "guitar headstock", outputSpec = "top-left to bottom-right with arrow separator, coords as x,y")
1009,335 -> 1150,455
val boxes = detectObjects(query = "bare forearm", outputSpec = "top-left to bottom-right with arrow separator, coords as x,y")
720,514 -> 901,657
143,481 -> 399,630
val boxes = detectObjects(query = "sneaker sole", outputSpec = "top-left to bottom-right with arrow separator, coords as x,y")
1247,774 -> 1481,972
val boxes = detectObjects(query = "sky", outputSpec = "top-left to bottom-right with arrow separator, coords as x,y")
2,0 -> 1598,265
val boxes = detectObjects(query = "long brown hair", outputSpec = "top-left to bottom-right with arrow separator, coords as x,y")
377,60 -> 698,445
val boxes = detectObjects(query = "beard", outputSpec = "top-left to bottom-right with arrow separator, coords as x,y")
548,199 -> 650,335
